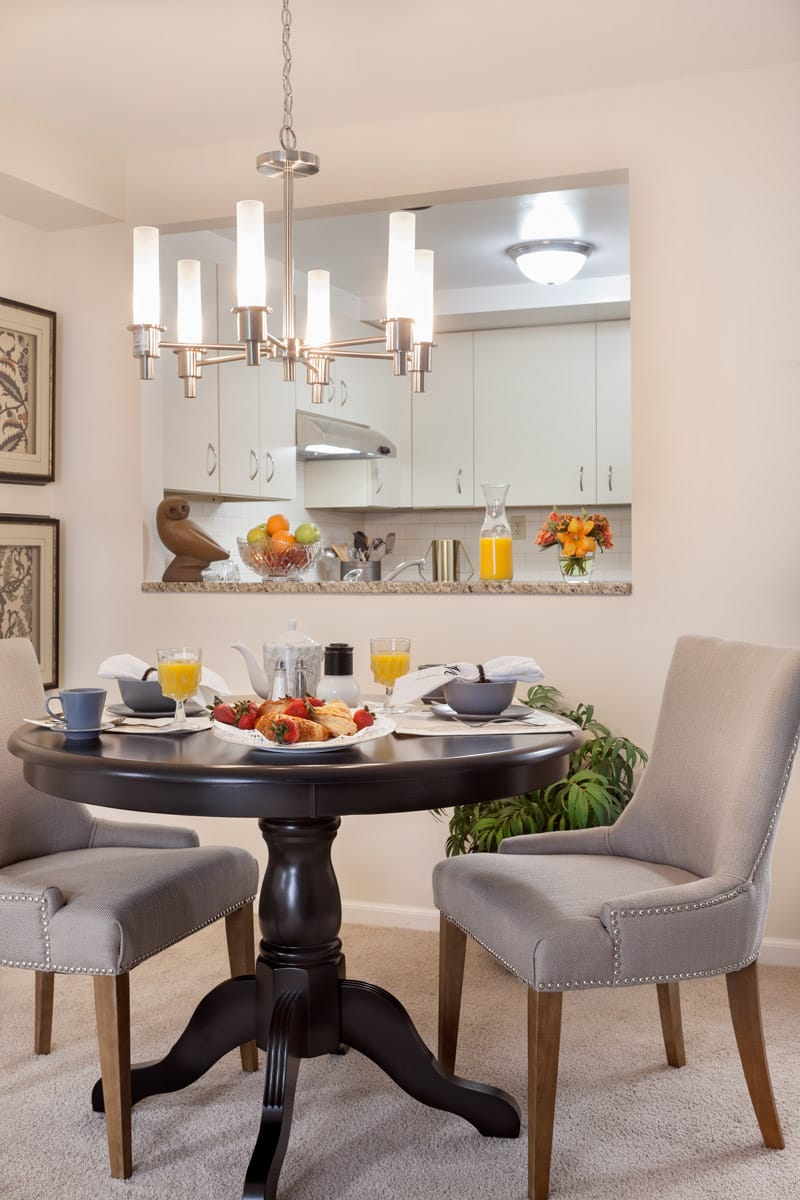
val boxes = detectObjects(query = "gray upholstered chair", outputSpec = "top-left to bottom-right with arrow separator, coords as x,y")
0,637 -> 260,1179
434,635 -> 800,1199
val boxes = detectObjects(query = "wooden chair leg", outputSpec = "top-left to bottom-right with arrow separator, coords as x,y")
93,974 -> 132,1179
225,902 -> 259,1071
437,915 -> 467,1073
528,989 -> 563,1200
34,971 -> 55,1055
656,981 -> 686,1067
726,960 -> 784,1149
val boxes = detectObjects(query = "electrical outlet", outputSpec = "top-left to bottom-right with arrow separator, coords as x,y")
510,514 -> 527,540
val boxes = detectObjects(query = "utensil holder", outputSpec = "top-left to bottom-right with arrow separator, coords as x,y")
340,559 -> 381,582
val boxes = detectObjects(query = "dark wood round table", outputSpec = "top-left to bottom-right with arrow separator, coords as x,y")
9,723 -> 579,1199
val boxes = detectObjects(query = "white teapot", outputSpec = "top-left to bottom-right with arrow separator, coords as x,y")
232,619 -> 322,699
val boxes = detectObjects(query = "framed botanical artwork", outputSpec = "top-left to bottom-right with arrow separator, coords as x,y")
0,515 -> 60,687
0,297 -> 56,484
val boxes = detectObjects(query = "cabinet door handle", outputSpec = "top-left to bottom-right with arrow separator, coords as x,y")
579,465 -> 584,492
264,451 -> 275,483
206,443 -> 217,476
608,465 -> 613,492
339,380 -> 348,407
456,468 -> 463,495
249,449 -> 258,480
374,464 -> 383,495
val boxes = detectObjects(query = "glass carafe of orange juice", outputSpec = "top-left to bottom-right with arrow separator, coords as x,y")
479,483 -> 513,581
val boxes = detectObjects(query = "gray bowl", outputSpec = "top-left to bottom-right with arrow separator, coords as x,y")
118,676 -> 176,713
443,679 -> 516,716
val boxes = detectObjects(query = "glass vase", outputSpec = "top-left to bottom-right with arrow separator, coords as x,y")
558,552 -> 595,582
479,483 -> 513,581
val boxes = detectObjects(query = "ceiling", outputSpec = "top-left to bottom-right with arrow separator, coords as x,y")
272,184 -> 629,296
3,1 -> 799,155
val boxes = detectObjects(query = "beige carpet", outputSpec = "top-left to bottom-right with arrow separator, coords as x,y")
1,923 -> 799,1200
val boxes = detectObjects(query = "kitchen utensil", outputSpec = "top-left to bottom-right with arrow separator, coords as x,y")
340,560 -> 381,582
369,536 -> 384,559
353,530 -> 369,559
384,532 -> 396,555
331,543 -> 350,562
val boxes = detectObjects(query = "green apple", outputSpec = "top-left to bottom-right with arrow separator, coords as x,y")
247,524 -> 268,546
294,522 -> 321,545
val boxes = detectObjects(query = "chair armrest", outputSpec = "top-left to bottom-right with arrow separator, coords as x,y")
499,826 -> 612,856
90,818 -> 200,850
0,877 -> 65,969
599,872 -> 758,983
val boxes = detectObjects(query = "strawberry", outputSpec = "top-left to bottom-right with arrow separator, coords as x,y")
211,703 -> 236,725
306,696 -> 322,708
272,717 -> 300,745
236,711 -> 258,730
353,706 -> 375,731
282,698 -> 309,718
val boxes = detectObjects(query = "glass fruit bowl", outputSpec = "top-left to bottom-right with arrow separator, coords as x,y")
237,536 -> 321,580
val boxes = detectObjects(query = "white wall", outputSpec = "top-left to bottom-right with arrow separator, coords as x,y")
4,62 -> 800,946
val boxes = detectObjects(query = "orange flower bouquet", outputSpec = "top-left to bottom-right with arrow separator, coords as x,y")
535,508 -> 614,579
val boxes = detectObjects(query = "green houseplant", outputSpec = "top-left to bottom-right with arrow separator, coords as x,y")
438,683 -> 648,856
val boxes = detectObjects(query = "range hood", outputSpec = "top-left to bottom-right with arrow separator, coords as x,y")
296,411 -> 396,461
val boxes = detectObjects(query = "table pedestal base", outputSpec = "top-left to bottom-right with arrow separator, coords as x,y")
92,815 -> 520,1198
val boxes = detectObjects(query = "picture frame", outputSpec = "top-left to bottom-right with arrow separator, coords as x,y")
0,514 -> 60,687
0,297 -> 56,484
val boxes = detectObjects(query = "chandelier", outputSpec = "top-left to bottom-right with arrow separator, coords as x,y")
130,0 -> 434,400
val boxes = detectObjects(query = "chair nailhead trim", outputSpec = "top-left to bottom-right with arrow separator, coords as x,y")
0,892 -> 256,976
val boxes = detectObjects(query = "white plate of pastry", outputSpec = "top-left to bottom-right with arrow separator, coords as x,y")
210,699 -> 395,753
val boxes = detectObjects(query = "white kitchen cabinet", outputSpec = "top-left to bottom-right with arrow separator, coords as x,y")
214,266 -> 296,501
412,332 -> 474,507
162,260 -> 221,495
474,325 -> 597,507
595,320 -> 631,504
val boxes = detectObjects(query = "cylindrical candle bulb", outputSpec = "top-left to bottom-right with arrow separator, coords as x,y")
132,226 -> 160,325
386,211 -> 416,319
413,249 -> 434,343
236,200 -> 267,307
306,269 -> 331,347
177,260 -> 203,344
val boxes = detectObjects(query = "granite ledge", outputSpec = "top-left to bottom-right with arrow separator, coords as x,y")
142,579 -> 631,596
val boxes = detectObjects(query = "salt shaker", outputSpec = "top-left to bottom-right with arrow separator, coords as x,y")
270,658 -> 289,701
292,658 -> 308,700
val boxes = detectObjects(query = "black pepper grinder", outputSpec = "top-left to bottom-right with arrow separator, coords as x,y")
317,643 -> 361,706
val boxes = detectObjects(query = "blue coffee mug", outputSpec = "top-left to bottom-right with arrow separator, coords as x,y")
45,687 -> 107,731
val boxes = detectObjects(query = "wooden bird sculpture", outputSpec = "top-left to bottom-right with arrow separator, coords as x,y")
156,497 -> 229,583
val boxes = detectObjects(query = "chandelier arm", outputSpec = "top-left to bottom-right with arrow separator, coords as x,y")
161,341 -> 250,352
325,350 -> 395,361
323,336 -> 387,349
198,353 -> 249,366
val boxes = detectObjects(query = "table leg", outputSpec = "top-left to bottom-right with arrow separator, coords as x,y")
91,975 -> 257,1112
240,816 -> 520,1200
339,979 -> 520,1137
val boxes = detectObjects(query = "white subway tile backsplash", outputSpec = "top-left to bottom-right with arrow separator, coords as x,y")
184,488 -> 631,583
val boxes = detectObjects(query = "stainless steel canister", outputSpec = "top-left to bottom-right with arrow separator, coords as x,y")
430,539 -> 462,582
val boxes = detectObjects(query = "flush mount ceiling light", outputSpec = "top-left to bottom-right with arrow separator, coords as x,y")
130,0 -> 435,398
506,239 -> 594,285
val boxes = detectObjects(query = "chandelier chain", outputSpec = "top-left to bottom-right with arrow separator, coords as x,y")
279,0 -> 297,151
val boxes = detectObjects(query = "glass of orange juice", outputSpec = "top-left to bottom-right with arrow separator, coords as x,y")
156,647 -> 202,729
370,637 -> 411,714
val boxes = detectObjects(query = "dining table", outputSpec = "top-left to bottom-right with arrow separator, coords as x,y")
9,719 -> 580,1199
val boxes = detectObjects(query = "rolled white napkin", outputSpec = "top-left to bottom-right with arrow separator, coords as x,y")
392,655 -> 544,708
97,653 -> 230,700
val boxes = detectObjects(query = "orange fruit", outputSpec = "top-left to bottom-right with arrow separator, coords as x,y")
266,513 -> 290,536
269,529 -> 296,547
